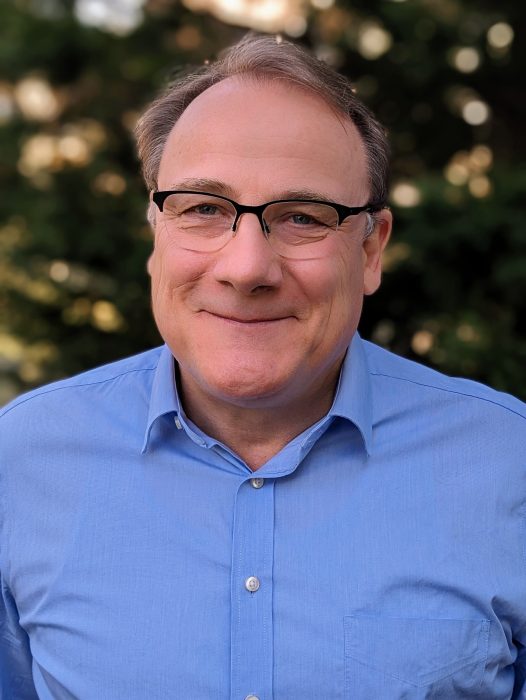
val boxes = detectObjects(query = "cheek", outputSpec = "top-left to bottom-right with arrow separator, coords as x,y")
149,248 -> 173,317
336,239 -> 367,294
311,245 -> 366,337
149,251 -> 186,334
149,239 -> 204,302
307,243 -> 364,305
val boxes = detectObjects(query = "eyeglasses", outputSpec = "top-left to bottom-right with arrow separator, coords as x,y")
152,190 -> 384,259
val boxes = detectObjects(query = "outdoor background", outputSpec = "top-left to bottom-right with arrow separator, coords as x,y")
1,0 -> 525,405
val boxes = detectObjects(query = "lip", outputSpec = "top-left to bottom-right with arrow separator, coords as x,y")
203,311 -> 292,324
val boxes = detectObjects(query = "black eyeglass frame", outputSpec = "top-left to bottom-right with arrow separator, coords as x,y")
152,190 -> 386,234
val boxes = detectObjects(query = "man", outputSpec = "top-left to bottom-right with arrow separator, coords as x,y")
1,34 -> 525,700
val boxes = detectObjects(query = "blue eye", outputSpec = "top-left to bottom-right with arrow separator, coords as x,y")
290,213 -> 318,226
191,204 -> 220,216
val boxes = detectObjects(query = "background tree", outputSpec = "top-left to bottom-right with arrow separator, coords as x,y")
1,0 -> 524,404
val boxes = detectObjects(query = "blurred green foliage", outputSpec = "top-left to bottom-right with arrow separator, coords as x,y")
1,0 -> 525,404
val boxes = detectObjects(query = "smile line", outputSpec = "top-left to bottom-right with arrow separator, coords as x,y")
205,312 -> 291,324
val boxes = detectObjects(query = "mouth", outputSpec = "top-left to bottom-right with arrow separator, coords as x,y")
203,311 -> 292,324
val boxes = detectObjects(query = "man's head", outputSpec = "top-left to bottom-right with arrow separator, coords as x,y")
135,35 -> 392,414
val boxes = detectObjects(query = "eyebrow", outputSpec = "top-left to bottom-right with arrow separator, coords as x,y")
164,180 -> 339,205
166,178 -> 236,198
275,188 -> 337,204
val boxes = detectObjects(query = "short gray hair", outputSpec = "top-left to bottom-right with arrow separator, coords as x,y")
135,34 -> 390,209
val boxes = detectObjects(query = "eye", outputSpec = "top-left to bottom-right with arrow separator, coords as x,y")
162,193 -> 234,219
289,212 -> 319,226
186,203 -> 221,216
273,202 -> 338,229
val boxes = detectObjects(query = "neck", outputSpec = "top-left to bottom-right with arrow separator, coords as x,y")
178,366 -> 341,471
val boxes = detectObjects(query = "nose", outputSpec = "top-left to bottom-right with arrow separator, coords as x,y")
212,212 -> 283,295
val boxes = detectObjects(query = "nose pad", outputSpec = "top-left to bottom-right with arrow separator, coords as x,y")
231,211 -> 269,237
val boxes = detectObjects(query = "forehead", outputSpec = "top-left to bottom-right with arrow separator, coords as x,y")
158,77 -> 369,203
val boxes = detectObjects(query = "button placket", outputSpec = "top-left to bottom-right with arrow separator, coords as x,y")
230,478 -> 274,700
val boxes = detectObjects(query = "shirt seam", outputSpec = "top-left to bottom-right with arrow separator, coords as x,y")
370,371 -> 526,421
0,366 -> 157,421
0,365 -> 158,584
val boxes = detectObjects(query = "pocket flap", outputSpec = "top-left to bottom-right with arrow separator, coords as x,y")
344,615 -> 490,687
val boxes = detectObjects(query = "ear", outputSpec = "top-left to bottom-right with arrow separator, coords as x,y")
146,252 -> 154,277
363,208 -> 392,296
147,199 -> 157,230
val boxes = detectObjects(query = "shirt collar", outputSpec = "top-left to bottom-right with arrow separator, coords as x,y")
142,332 -> 373,455
142,344 -> 181,453
328,332 -> 373,455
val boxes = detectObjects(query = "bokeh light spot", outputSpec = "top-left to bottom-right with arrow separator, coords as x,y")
58,134 -> 91,166
462,99 -> 490,125
62,298 -> 92,325
93,171 -> 127,196
444,146 -> 493,189
174,25 -> 202,50
445,162 -> 469,186
310,0 -> 334,8
451,47 -> 480,73
14,76 -> 61,122
469,145 -> 493,171
284,14 -> 307,37
469,175 -> 492,198
182,0 -> 306,33
372,320 -> 396,345
18,134 -> 58,176
91,300 -> 126,333
75,0 -> 144,35
487,22 -> 514,49
412,330 -> 434,355
357,23 -> 393,60
390,182 -> 422,207
49,261 -> 71,283
457,323 -> 480,343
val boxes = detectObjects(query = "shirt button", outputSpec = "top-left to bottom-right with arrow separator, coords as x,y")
245,576 -> 260,592
250,477 -> 264,489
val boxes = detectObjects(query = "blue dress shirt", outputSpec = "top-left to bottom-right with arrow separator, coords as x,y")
1,334 -> 526,699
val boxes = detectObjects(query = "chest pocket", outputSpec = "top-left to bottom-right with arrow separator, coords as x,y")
344,615 -> 490,699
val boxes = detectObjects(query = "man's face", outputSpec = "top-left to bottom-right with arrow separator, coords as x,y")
149,77 -> 391,410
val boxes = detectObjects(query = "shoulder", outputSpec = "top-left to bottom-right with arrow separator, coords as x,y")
0,347 -> 163,425
362,339 -> 526,423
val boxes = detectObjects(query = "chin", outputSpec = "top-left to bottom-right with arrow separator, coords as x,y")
199,364 -> 299,407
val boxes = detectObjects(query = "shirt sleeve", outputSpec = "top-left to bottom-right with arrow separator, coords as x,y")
0,441 -> 38,697
511,633 -> 526,699
0,574 -> 38,698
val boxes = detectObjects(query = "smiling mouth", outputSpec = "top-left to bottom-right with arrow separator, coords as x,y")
204,311 -> 291,324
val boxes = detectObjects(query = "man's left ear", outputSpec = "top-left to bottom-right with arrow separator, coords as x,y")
146,251 -> 154,277
363,208 -> 393,296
